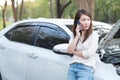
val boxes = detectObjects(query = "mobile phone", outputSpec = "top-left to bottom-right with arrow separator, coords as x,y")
77,20 -> 80,25
76,20 -> 82,32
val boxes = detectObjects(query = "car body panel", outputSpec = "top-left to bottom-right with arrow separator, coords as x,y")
0,37 -> 71,80
0,36 -> 26,80
25,46 -> 71,80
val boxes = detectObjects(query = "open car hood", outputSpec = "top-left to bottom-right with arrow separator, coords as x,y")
98,19 -> 120,52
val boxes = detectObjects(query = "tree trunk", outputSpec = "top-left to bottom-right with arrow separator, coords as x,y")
19,0 -> 24,20
2,9 -> 6,28
11,0 -> 18,22
56,0 -> 71,18
49,0 -> 54,18
77,0 -> 94,19
0,0 -> 7,28
56,0 -> 61,18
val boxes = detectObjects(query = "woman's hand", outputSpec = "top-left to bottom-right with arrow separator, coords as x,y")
76,25 -> 81,37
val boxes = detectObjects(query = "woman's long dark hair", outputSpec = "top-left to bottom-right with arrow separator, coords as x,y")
72,9 -> 93,42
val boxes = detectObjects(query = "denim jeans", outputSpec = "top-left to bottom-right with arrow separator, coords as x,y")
67,63 -> 94,80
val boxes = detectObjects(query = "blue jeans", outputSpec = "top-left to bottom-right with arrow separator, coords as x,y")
67,63 -> 94,80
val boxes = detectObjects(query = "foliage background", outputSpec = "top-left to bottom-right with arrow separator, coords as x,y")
0,0 -> 120,29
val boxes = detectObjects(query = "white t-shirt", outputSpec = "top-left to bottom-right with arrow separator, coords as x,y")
69,32 -> 99,70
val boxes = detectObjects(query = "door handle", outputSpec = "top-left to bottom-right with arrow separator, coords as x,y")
27,53 -> 38,59
0,45 -> 5,49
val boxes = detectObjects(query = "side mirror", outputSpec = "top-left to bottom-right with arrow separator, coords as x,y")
53,43 -> 72,56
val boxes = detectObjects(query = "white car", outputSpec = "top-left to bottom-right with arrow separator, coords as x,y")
0,18 -> 119,80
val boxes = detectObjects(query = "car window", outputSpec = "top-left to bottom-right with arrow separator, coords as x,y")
66,25 -> 73,31
5,24 -> 38,45
35,23 -> 69,49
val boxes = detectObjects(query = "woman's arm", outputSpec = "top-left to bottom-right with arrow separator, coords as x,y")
67,24 -> 82,55
73,32 -> 99,59
67,36 -> 80,54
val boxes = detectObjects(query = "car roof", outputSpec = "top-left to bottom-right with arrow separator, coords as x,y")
0,18 -> 73,36
39,18 -> 74,25
43,18 -> 112,30
92,21 -> 112,30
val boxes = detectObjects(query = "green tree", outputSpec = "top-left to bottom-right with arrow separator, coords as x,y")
22,0 -> 51,18
56,0 -> 72,18
77,0 -> 94,19
0,0 -> 7,28
94,0 -> 120,23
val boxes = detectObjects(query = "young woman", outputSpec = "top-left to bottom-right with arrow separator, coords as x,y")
67,9 -> 99,80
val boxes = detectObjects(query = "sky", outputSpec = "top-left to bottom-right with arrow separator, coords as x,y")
0,0 -> 35,6
0,0 -> 12,6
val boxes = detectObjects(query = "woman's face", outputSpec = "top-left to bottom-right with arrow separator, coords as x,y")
79,14 -> 91,30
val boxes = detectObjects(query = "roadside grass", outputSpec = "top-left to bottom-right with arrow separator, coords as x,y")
0,21 -> 3,30
0,21 -> 12,30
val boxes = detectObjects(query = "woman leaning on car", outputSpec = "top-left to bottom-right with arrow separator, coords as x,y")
67,9 -> 99,80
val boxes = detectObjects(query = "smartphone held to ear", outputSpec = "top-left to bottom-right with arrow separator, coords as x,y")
77,20 -> 82,32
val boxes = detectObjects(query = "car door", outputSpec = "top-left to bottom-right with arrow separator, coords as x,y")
25,46 -> 71,80
0,40 -> 27,80
25,22 -> 72,80
0,22 -> 39,80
